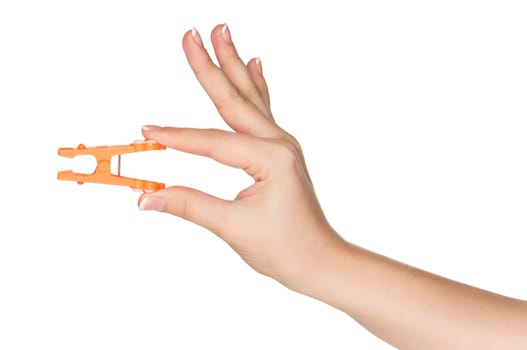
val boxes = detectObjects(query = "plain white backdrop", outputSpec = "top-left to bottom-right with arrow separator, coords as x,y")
1,1 -> 526,349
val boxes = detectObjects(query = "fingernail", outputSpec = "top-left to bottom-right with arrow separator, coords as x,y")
221,23 -> 232,44
139,196 -> 165,211
142,125 -> 161,131
256,57 -> 262,74
191,27 -> 204,47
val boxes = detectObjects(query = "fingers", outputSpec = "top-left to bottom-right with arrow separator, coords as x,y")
182,28 -> 277,137
210,24 -> 272,119
247,57 -> 271,113
139,186 -> 230,235
142,126 -> 268,179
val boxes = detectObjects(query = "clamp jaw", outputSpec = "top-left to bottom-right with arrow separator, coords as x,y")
58,140 -> 166,191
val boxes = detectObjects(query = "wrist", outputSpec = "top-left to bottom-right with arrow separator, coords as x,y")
282,228 -> 353,303
288,233 -> 374,317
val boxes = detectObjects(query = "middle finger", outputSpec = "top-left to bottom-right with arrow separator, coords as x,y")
211,24 -> 273,119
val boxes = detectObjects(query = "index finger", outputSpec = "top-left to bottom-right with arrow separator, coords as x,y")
142,126 -> 269,179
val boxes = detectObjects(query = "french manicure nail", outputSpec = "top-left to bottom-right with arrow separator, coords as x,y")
256,57 -> 262,74
191,27 -> 204,47
142,125 -> 161,131
139,196 -> 165,211
221,23 -> 232,44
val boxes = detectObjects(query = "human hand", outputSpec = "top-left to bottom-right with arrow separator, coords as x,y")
139,24 -> 345,292
137,25 -> 527,350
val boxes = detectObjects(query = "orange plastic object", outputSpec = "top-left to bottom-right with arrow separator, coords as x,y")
57,141 -> 166,191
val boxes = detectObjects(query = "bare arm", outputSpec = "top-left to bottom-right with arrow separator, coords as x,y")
303,239 -> 527,349
138,24 -> 527,349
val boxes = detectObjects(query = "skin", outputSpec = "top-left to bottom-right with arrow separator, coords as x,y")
138,24 -> 527,349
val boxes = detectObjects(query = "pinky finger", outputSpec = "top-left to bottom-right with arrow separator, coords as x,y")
247,57 -> 272,116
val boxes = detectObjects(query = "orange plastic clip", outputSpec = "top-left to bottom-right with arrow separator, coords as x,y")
57,140 -> 166,191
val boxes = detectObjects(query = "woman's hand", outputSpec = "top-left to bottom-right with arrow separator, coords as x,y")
138,24 -> 527,349
138,24 -> 345,292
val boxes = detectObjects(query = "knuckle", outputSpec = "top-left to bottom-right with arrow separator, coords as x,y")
193,63 -> 214,80
179,196 -> 193,222
272,139 -> 299,165
204,127 -> 223,136
285,134 -> 302,152
215,100 -> 229,116
202,128 -> 224,158
220,56 -> 239,72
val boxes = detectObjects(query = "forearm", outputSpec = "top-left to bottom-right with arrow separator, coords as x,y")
299,232 -> 527,350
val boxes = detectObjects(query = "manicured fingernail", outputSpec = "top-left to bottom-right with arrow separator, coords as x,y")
221,23 -> 232,44
191,27 -> 204,47
139,196 -> 165,211
142,125 -> 161,131
256,57 -> 262,74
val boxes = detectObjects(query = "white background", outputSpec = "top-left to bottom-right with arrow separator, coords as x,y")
1,1 -> 526,349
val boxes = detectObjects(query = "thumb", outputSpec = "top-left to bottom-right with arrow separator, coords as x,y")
138,186 -> 231,235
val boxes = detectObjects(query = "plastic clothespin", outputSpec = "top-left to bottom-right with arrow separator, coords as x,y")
57,140 -> 166,191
